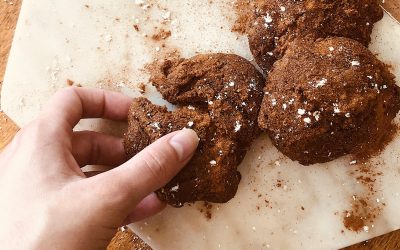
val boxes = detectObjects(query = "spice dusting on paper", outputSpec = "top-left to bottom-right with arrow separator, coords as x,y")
342,123 -> 398,233
85,0 -> 179,92
151,29 -> 171,41
343,193 -> 381,232
197,201 -> 214,220
231,0 -> 254,34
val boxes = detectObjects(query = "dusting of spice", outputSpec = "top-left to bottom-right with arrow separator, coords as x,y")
343,196 -> 380,233
151,29 -> 171,41
341,124 -> 398,232
342,158 -> 388,233
137,82 -> 146,94
95,65 -> 135,91
197,201 -> 214,220
66,79 -> 82,87
231,0 -> 253,34
66,79 -> 75,86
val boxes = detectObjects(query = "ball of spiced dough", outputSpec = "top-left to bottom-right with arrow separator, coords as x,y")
246,0 -> 383,73
125,98 -> 243,207
150,53 -> 265,148
258,37 -> 400,165
125,54 -> 265,207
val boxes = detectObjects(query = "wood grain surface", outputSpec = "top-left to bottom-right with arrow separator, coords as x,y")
383,0 -> 400,22
0,1 -> 399,249
0,0 -> 20,149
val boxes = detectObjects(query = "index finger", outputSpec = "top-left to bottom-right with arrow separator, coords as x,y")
42,87 -> 132,128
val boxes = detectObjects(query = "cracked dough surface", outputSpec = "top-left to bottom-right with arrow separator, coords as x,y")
246,0 -> 383,73
258,37 -> 400,165
125,53 -> 265,206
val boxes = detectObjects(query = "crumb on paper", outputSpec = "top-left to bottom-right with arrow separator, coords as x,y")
67,79 -> 75,86
138,82 -> 146,94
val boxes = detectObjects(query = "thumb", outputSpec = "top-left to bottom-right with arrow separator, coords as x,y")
86,129 -> 199,215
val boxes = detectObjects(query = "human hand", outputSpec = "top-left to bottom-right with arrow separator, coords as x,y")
0,87 -> 199,249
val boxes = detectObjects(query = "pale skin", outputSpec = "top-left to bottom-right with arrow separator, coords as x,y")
0,87 -> 199,249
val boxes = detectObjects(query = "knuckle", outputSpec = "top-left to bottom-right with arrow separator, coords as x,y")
106,185 -> 132,207
90,181 -> 127,209
16,117 -> 64,147
19,120 -> 42,139
141,149 -> 170,183
27,117 -> 58,136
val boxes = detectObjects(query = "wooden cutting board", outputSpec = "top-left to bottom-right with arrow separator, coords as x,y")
1,1 -> 400,249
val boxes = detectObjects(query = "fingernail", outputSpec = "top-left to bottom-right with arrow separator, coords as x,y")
169,129 -> 199,161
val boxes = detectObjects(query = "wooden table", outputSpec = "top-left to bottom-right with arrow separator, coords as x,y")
1,1 -> 399,249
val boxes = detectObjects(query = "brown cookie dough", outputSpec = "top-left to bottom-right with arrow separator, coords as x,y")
245,0 -> 383,73
258,37 -> 400,165
125,53 -> 265,207
150,53 -> 265,147
124,98 -> 211,159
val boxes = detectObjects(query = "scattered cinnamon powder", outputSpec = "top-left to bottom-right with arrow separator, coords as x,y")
151,29 -> 171,41
343,197 -> 379,232
137,82 -> 146,94
144,48 -> 181,75
231,0 -> 254,34
342,124 -> 398,232
342,160 -> 385,232
66,79 -> 75,86
66,79 -> 82,87
197,201 -> 214,220
96,68 -> 133,91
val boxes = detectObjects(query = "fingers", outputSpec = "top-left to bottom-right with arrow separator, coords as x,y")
123,193 -> 166,225
72,131 -> 127,167
41,87 -> 132,129
87,129 -> 199,213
